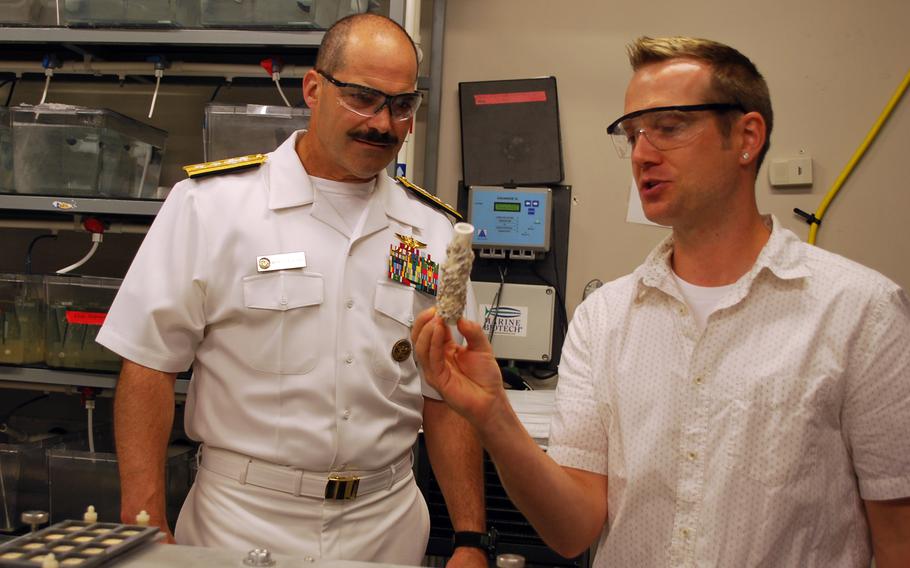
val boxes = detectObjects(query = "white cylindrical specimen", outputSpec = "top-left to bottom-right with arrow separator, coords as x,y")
83,505 -> 97,524
135,510 -> 150,527
436,223 -> 475,324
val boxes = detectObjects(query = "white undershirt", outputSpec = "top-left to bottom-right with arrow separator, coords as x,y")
310,176 -> 375,239
672,272 -> 736,330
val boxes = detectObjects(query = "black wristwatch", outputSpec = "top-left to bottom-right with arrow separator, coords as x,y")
452,528 -> 496,554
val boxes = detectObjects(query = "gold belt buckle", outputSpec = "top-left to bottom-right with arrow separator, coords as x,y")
325,475 -> 361,500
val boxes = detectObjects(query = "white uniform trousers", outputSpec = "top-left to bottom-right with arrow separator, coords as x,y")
174,450 -> 431,565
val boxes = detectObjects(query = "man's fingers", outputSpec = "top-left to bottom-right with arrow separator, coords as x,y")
428,317 -> 453,378
457,317 -> 494,354
411,307 -> 437,344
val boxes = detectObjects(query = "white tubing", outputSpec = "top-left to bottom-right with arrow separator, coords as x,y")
56,233 -> 102,275
87,402 -> 95,454
0,219 -> 148,234
273,74 -> 291,107
39,72 -> 52,104
148,71 -> 162,118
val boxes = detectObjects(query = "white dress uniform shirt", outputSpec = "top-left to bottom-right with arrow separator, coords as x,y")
548,215 -> 910,568
98,130 -> 470,473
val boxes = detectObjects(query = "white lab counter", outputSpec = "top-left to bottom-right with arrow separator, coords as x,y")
116,543 -> 416,568
506,388 -> 556,447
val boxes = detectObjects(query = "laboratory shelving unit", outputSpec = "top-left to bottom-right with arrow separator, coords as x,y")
0,365 -> 190,394
0,194 -> 162,216
0,0 -> 448,394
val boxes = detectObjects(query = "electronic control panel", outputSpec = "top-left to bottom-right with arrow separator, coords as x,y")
467,186 -> 552,252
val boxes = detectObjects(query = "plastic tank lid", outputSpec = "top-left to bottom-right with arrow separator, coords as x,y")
205,102 -> 311,117
44,274 -> 124,288
11,103 -> 167,147
0,273 -> 45,283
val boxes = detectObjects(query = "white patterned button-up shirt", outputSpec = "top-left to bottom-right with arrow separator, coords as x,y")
548,215 -> 910,567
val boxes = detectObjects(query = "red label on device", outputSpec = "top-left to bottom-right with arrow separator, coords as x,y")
66,311 -> 107,326
474,91 -> 547,105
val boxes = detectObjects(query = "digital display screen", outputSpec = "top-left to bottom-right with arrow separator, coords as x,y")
494,201 -> 521,213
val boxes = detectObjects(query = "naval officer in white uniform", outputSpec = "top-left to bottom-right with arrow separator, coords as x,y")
97,14 -> 487,567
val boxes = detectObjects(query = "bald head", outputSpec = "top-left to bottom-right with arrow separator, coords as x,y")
315,13 -> 419,79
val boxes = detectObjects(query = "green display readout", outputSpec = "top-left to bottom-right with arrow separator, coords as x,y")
493,201 -> 521,213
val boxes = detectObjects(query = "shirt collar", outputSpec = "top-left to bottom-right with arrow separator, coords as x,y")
266,130 -> 315,211
382,174 -> 425,231
265,130 -> 425,231
635,214 -> 810,300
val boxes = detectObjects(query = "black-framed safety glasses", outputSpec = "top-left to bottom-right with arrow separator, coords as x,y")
606,103 -> 745,158
317,69 -> 423,122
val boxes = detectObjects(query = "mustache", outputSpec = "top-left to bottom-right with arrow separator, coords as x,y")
350,128 -> 399,146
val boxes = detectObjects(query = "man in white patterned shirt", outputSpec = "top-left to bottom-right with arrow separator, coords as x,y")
412,36 -> 910,567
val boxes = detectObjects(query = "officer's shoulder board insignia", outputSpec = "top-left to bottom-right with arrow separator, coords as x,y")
183,154 -> 268,180
395,176 -> 463,221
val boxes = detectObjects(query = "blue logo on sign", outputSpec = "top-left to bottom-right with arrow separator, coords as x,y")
477,229 -> 488,239
484,306 -> 522,319
532,200 -> 539,207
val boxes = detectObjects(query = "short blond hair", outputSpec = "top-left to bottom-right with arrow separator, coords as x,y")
628,36 -> 773,170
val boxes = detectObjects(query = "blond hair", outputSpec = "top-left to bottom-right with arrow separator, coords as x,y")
628,36 -> 773,170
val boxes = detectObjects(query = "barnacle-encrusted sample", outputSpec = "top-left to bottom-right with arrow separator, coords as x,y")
436,223 -> 475,324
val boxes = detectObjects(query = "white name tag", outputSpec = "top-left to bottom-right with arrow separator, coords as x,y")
256,252 -> 307,272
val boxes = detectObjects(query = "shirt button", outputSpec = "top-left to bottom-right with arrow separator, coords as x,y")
681,528 -> 690,539
678,305 -> 688,316
279,297 -> 288,306
694,376 -> 704,385
687,451 -> 697,461
346,299 -> 354,309
342,410 -> 351,420
344,355 -> 353,364
304,556 -> 315,563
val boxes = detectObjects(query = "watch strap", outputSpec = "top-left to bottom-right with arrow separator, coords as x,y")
452,530 -> 493,551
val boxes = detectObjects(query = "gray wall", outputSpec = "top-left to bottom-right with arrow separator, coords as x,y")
434,0 -> 910,318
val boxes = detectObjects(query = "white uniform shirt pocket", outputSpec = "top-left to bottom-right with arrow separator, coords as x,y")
371,281 -> 417,394
241,271 -> 324,375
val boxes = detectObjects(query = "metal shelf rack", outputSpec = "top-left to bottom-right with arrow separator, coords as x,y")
0,26 -> 328,47
0,194 -> 162,217
0,365 -> 189,394
0,0 -> 448,393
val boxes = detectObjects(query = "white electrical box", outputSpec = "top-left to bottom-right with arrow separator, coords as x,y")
769,157 -> 813,187
472,281 -> 555,362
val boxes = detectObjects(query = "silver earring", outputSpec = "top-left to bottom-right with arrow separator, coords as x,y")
742,152 -> 750,160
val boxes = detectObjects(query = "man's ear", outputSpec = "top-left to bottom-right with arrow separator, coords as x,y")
738,111 -> 766,166
302,69 -> 321,109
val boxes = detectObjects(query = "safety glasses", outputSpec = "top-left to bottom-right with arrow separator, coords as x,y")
606,103 -> 745,158
317,69 -> 423,122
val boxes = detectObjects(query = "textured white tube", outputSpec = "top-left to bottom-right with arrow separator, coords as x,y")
436,223 -> 475,324
55,239 -> 99,275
